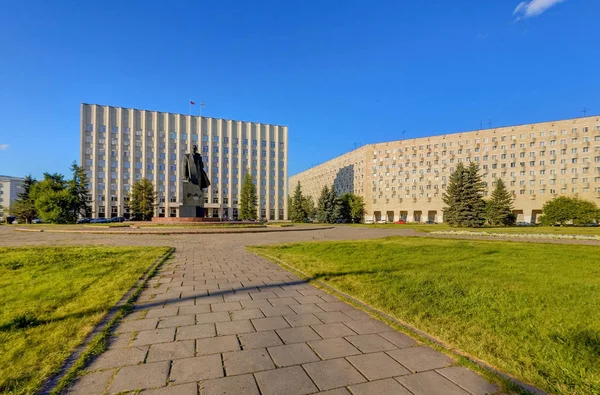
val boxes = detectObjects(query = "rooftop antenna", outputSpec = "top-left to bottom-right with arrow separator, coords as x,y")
401,130 -> 406,140
488,119 -> 492,128
582,107 -> 589,117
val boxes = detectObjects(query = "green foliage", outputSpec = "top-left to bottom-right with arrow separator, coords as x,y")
128,178 -> 157,221
302,195 -> 316,219
29,173 -> 75,224
348,194 -> 365,223
9,175 -> 37,224
239,171 -> 257,220
0,246 -> 169,395
316,186 -> 330,223
290,182 -> 308,223
315,187 -> 363,224
486,178 -> 515,226
443,163 -> 486,227
540,196 -> 599,226
253,238 -> 600,394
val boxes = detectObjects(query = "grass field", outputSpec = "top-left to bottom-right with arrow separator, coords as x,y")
250,238 -> 600,395
355,222 -> 600,235
0,246 -> 169,395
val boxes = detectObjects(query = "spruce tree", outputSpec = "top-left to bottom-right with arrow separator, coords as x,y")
326,186 -> 338,223
10,175 -> 37,223
239,171 -> 257,220
68,162 -> 92,219
128,178 -> 157,220
290,182 -> 308,223
316,186 -> 330,223
302,195 -> 316,219
442,163 -> 486,227
486,178 -> 514,226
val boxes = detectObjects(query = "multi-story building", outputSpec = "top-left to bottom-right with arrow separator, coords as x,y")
81,103 -> 288,220
0,175 -> 25,217
291,115 -> 600,223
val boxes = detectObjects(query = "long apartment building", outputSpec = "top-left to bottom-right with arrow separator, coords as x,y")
81,103 -> 288,220
290,115 -> 600,223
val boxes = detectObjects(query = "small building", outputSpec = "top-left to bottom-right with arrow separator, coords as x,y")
0,175 -> 25,219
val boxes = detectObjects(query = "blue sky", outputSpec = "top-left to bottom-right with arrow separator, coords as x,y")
0,0 -> 598,179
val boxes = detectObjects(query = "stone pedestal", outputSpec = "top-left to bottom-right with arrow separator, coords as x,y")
180,182 -> 205,218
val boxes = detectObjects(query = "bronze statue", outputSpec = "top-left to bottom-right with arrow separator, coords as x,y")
181,145 -> 210,216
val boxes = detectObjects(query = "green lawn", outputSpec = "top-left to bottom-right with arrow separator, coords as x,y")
250,238 -> 600,395
0,246 -> 169,395
355,222 -> 600,235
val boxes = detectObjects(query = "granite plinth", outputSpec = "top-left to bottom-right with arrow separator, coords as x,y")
151,217 -> 222,223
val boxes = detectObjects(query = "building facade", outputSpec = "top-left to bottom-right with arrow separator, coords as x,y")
81,104 -> 288,220
0,175 -> 25,217
290,116 -> 600,223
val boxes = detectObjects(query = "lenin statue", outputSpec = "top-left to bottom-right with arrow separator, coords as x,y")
180,145 -> 210,217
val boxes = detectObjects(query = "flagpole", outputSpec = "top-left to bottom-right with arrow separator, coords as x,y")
189,101 -> 192,116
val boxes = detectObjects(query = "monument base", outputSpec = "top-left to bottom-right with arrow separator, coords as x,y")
180,205 -> 205,218
151,216 -> 221,224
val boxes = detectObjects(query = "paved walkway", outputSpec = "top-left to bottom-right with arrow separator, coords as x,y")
0,226 -> 504,394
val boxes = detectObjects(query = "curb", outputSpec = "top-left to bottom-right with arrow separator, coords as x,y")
254,250 -> 547,395
14,226 -> 334,236
39,247 -> 175,395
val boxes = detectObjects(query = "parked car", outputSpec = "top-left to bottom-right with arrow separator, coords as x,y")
394,220 -> 406,224
31,218 -> 43,224
91,218 -> 111,224
364,219 -> 374,224
377,219 -> 387,224
76,218 -> 91,224
110,216 -> 126,222
5,216 -> 17,224
516,222 -> 534,226
424,220 -> 437,224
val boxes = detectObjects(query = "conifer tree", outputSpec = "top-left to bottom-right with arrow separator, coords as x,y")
442,163 -> 486,227
10,175 -> 37,223
486,178 -> 515,226
290,182 -> 308,223
316,186 -> 330,223
239,171 -> 258,220
128,178 -> 157,220
68,162 -> 92,219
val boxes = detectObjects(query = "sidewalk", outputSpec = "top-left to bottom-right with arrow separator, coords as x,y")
65,242 -> 502,395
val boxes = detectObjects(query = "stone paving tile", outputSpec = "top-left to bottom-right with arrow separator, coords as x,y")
195,311 -> 230,324
346,352 -> 410,380
88,346 -> 148,371
140,382 -> 198,394
131,328 -> 176,347
170,354 -> 223,384
252,316 -> 291,331
387,346 -> 454,372
176,323 -> 216,340
294,295 -> 325,304
178,304 -> 211,315
261,305 -> 297,317
146,340 -> 195,362
241,299 -> 273,309
115,318 -> 159,333
196,335 -> 240,355
344,334 -> 397,353
145,307 -> 179,319
276,326 -> 322,344
223,348 -> 275,375
239,330 -> 284,349
396,370 -> 470,395
303,358 -> 366,391
378,331 -> 418,348
108,361 -> 170,393
158,315 -> 195,328
437,366 -> 500,395
343,319 -> 393,334
341,309 -> 372,321
269,297 -> 299,306
211,301 -> 243,312
65,369 -> 115,394
200,374 -> 260,395
216,319 -> 255,335
250,291 -> 277,300
106,333 -> 132,348
231,308 -> 265,320
283,313 -> 323,327
254,366 -> 318,395
267,343 -> 320,367
315,389 -> 352,395
314,311 -> 352,324
194,295 -> 224,305
289,303 -> 325,314
348,378 -> 412,395
311,322 -> 357,339
308,337 -> 361,359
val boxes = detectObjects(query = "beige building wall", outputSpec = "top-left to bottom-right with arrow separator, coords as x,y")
291,116 -> 600,223
0,175 -> 25,217
81,104 -> 288,220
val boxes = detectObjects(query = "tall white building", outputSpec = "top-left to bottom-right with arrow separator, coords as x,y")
80,104 -> 288,220
0,175 -> 25,217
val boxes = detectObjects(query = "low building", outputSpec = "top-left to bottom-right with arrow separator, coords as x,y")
290,115 -> 600,223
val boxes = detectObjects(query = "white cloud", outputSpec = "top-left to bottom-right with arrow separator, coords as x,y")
513,0 -> 565,19
0,144 -> 8,151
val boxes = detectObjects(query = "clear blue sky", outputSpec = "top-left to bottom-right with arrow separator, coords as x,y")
1,0 -> 598,179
